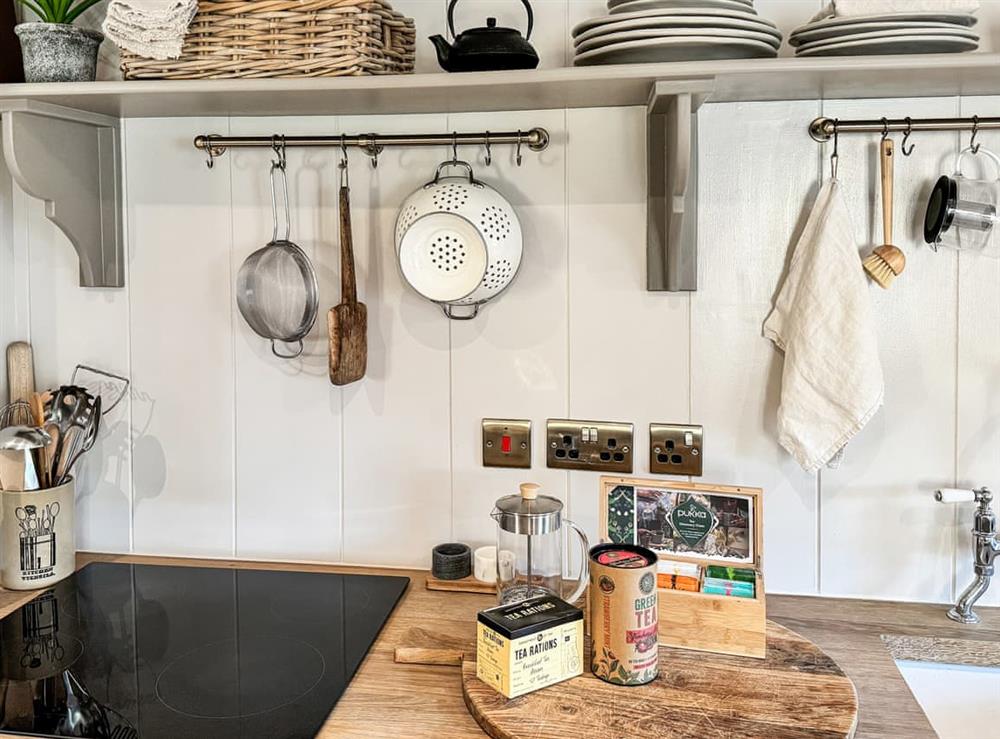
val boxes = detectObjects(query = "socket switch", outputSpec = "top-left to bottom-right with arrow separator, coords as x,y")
650,423 -> 703,476
546,419 -> 634,472
482,419 -> 531,468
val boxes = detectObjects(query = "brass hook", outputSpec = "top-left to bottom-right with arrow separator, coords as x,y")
202,135 -> 226,169
829,119 -> 839,180
452,131 -> 459,163
271,134 -> 287,170
901,117 -> 915,156
340,134 -> 349,188
971,115 -> 981,154
484,131 -> 492,166
515,130 -> 523,167
365,134 -> 380,169
880,117 -> 889,142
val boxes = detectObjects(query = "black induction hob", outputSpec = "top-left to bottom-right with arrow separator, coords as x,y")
0,562 -> 409,738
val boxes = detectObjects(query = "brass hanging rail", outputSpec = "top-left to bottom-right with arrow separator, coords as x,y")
810,115 -> 1000,142
193,127 -> 550,168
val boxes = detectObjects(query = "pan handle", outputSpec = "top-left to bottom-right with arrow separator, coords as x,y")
441,303 -> 480,321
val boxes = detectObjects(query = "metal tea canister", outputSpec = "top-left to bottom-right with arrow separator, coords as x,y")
589,543 -> 659,686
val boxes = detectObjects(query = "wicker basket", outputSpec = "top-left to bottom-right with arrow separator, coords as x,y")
119,0 -> 415,80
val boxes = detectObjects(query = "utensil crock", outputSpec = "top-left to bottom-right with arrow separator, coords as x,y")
1,478 -> 75,590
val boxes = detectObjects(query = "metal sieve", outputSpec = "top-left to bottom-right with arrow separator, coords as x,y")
236,145 -> 319,359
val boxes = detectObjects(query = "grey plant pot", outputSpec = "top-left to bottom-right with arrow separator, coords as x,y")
15,23 -> 103,83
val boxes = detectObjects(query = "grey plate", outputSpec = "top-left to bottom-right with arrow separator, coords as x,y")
796,34 -> 978,56
790,20 -> 979,47
608,0 -> 753,13
790,11 -> 977,38
574,35 -> 777,65
795,27 -> 978,53
577,27 -> 780,53
573,7 -> 777,37
575,14 -> 781,46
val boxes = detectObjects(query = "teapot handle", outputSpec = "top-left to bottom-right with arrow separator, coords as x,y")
564,518 -> 590,605
447,0 -> 533,40
955,145 -> 1000,179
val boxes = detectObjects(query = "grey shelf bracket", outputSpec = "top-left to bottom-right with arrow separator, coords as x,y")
0,99 -> 123,288
647,80 -> 713,292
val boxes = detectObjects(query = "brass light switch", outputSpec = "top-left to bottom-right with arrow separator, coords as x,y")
650,423 -> 703,476
482,419 -> 532,468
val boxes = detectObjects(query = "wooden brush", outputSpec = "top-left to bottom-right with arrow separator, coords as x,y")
863,138 -> 906,288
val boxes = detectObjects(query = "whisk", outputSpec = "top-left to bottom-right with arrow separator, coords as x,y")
0,401 -> 31,429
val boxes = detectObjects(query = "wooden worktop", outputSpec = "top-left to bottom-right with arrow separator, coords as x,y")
0,554 -> 995,738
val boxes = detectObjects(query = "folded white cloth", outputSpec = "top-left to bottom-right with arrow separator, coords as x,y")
763,180 -> 884,473
103,0 -> 198,61
813,0 -> 979,21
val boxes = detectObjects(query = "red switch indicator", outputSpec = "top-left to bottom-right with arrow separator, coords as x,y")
501,435 -> 512,454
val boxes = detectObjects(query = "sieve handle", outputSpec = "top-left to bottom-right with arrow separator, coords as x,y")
442,303 -> 480,320
271,339 -> 304,359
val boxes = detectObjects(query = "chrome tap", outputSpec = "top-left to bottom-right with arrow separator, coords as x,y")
936,487 -> 999,624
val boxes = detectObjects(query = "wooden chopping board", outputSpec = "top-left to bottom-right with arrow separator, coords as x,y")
462,620 -> 858,739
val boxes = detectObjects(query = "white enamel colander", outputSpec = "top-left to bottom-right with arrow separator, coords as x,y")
395,160 -> 522,319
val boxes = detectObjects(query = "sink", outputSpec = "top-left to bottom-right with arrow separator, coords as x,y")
895,660 -> 1000,739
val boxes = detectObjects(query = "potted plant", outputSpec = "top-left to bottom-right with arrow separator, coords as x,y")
14,0 -> 104,82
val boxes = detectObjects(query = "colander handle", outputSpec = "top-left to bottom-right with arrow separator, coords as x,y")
442,303 -> 480,320
433,160 -> 479,185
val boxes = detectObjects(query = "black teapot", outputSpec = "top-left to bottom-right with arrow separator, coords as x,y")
429,0 -> 539,73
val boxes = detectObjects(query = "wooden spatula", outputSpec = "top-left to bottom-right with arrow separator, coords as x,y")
6,341 -> 34,405
328,182 -> 367,385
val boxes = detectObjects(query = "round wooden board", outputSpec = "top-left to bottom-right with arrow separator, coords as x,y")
462,620 -> 858,739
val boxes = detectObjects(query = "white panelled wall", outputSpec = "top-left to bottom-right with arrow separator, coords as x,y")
2,0 -> 1000,605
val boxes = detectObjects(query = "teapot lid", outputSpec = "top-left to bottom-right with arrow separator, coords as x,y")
493,483 -> 563,535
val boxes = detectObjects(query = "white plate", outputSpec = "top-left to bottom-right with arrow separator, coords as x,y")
575,14 -> 781,46
795,27 -> 978,53
574,35 -> 777,65
608,0 -> 753,13
790,20 -> 980,47
796,33 -> 978,56
398,214 -> 488,303
573,7 -> 777,37
790,11 -> 977,38
577,26 -> 780,53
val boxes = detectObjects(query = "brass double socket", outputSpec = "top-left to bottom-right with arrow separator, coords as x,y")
546,419 -> 634,473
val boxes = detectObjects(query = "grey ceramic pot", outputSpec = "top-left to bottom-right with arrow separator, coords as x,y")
15,23 -> 103,83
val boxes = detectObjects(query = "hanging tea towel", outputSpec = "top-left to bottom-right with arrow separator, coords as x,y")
763,180 -> 884,473
103,0 -> 199,61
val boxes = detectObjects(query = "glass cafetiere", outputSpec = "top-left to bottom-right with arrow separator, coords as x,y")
491,483 -> 589,604
925,146 -> 1000,257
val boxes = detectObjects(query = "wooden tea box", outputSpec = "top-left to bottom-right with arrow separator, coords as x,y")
599,477 -> 766,659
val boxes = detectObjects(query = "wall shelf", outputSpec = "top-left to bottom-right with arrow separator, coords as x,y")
0,54 -> 998,119
1,53 -> 998,290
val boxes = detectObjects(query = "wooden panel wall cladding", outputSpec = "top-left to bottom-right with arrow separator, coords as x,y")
3,0 -> 999,604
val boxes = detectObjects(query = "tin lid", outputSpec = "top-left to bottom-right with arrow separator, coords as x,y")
492,483 -> 563,535
477,594 -> 582,640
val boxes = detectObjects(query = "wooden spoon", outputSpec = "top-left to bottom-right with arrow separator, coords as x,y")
328,180 -> 367,385
863,138 -> 906,288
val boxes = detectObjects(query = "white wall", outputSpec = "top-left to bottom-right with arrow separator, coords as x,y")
4,0 -> 1000,606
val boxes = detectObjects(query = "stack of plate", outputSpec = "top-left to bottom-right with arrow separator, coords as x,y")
789,11 -> 979,56
572,0 -> 782,66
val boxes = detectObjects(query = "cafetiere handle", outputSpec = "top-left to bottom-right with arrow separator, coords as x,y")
447,0 -> 534,40
564,518 -> 590,605
956,146 -> 1000,179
